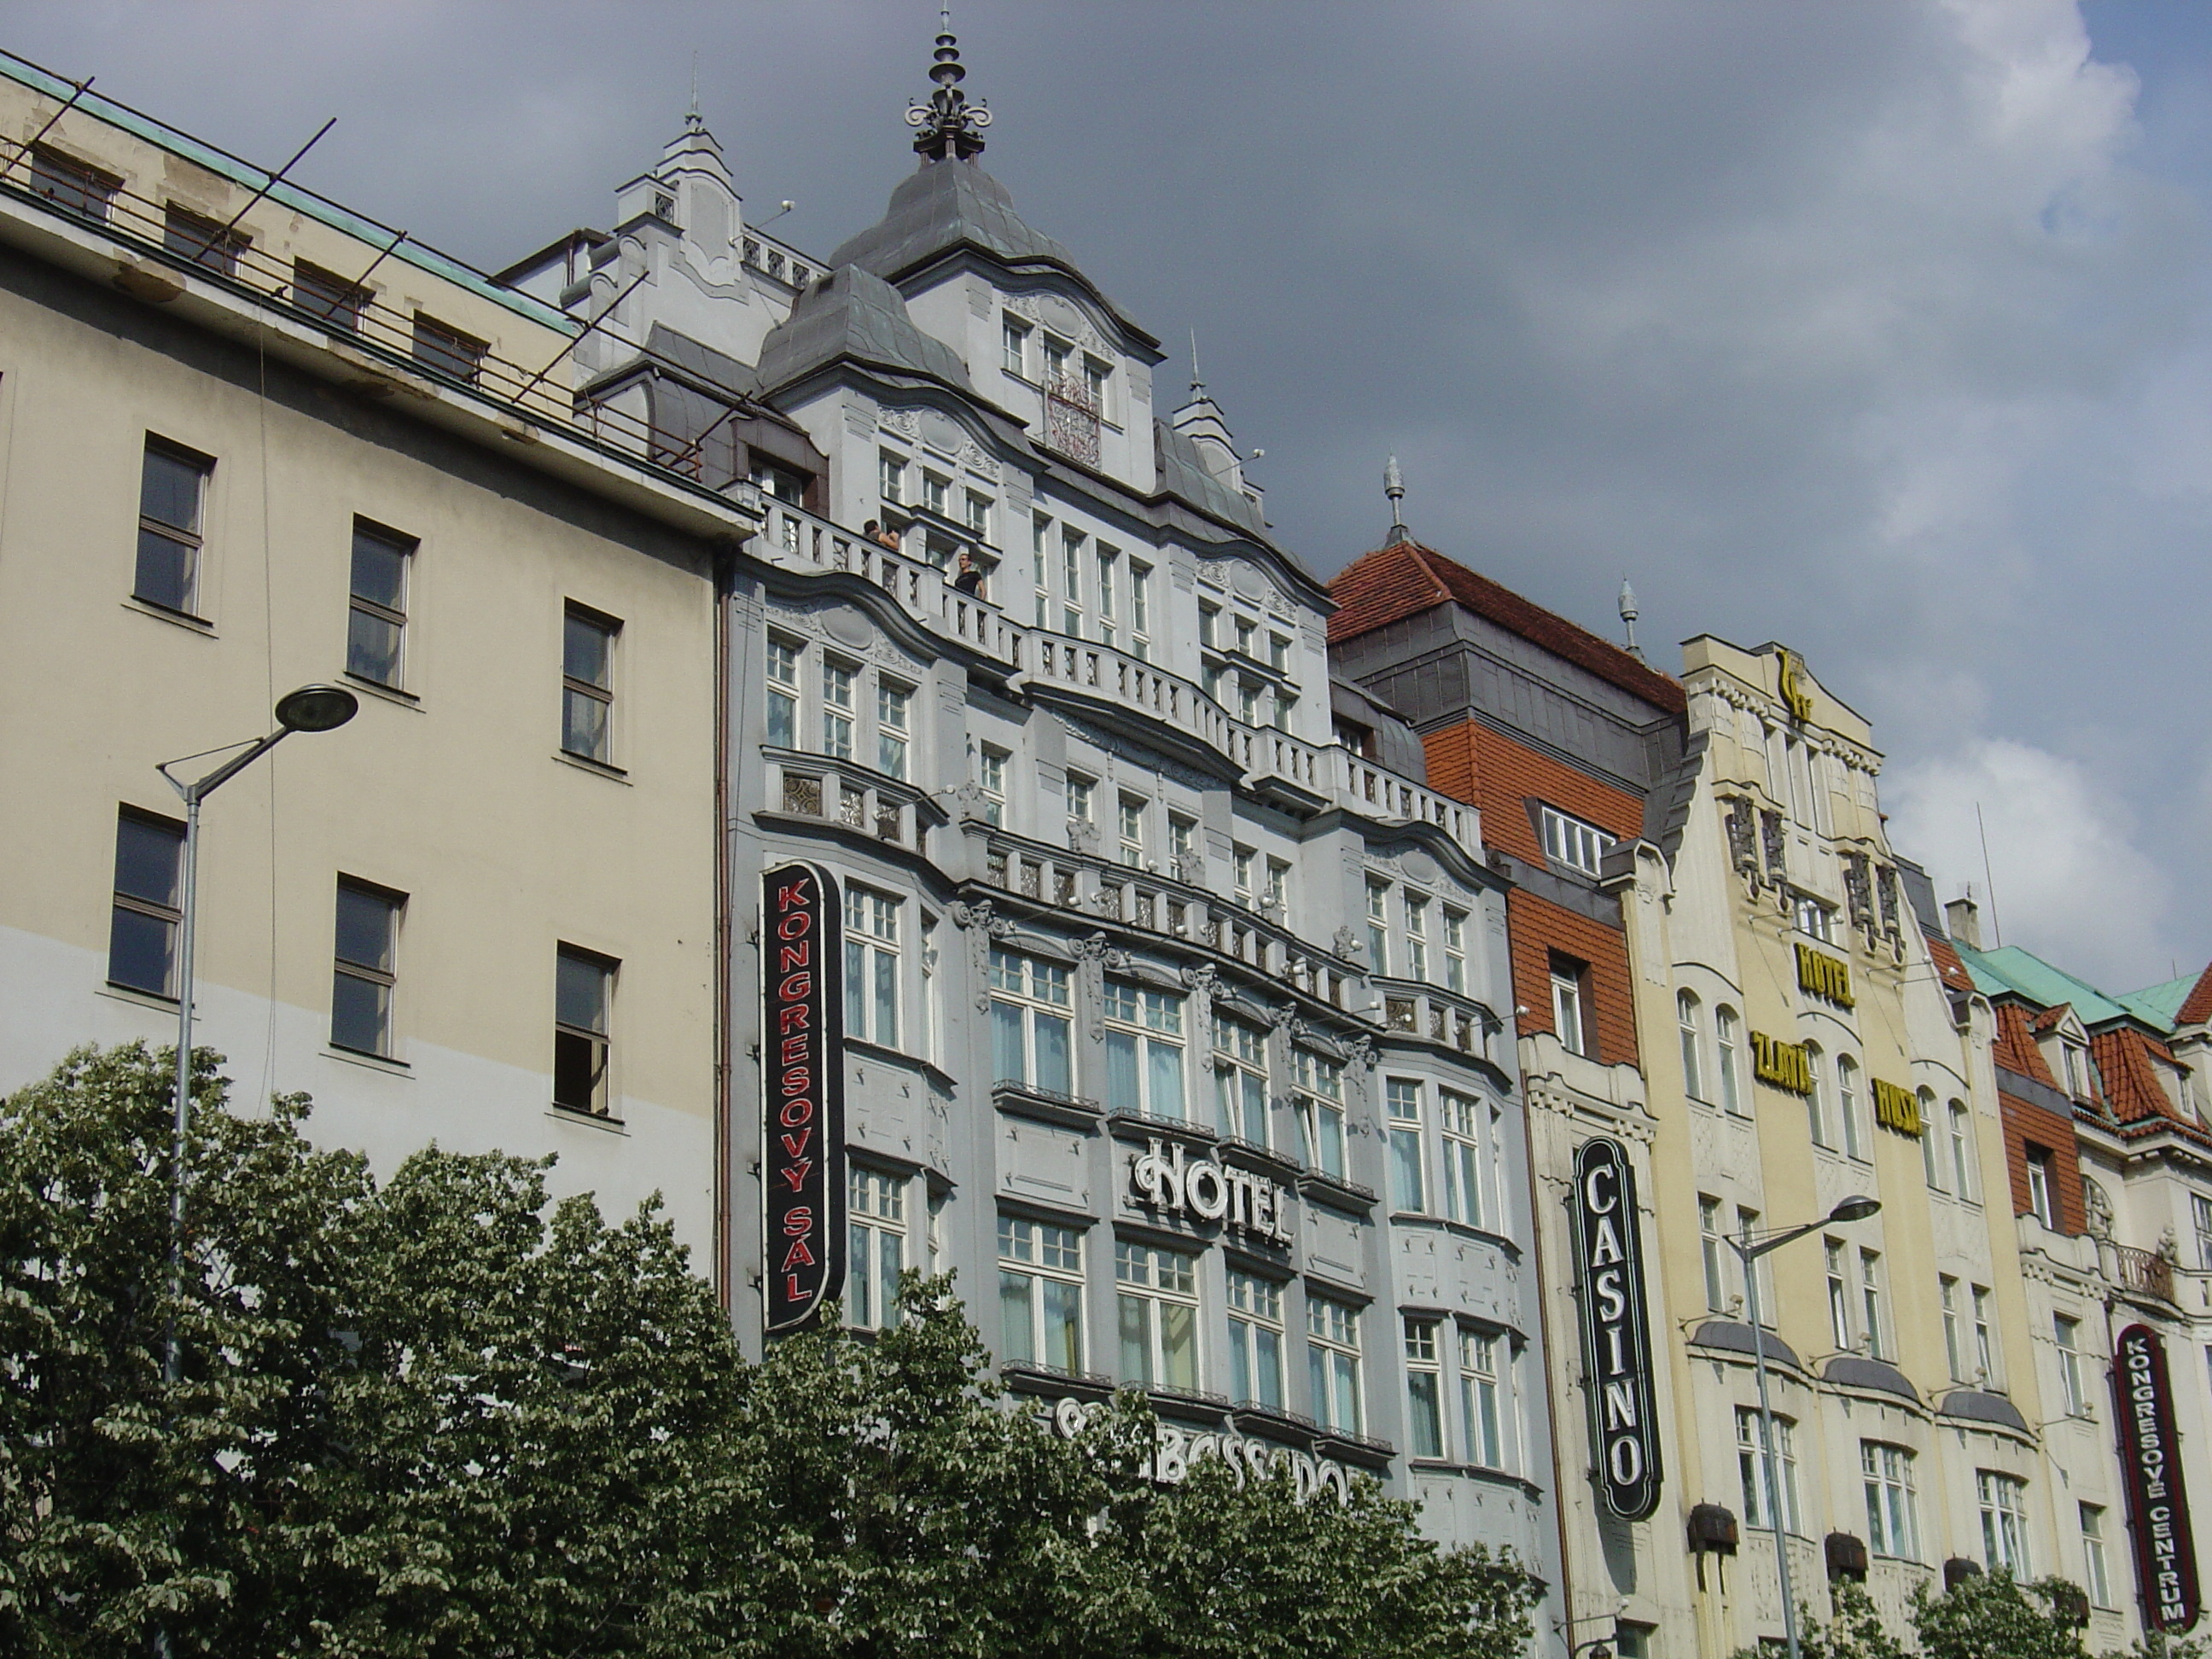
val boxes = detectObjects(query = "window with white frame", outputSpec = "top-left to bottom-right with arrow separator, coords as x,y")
843,886 -> 900,1049
2064,1040 -> 2091,1100
1295,1048 -> 1347,1179
922,470 -> 950,520
1168,814 -> 1196,870
1948,1101 -> 1976,1199
1738,1207 -> 1774,1323
1794,894 -> 1838,943
847,1167 -> 907,1330
1978,1470 -> 2030,1575
1365,880 -> 1389,974
2195,1193 -> 2212,1271
1540,806 -> 1611,876
1700,1196 -> 1726,1313
2027,1148 -> 2058,1229
1097,544 -> 1119,648
1060,527 -> 1085,637
1404,894 -> 1430,983
1031,514 -> 1051,629
2055,1314 -> 2085,1416
1441,1091 -> 1489,1229
1919,1088 -> 1944,1188
1551,956 -> 1590,1057
1405,1318 -> 1445,1458
1837,1056 -> 1863,1160
1678,991 -> 1705,1103
766,637 -> 800,748
1232,846 -> 1257,903
1972,1284 -> 1995,1382
1307,1295 -> 1362,1433
1105,978 -> 1185,1121
1716,1005 -> 1744,1115
876,680 -> 911,779
990,948 -> 1072,1097
1460,1329 -> 1505,1467
1738,1407 -> 1802,1534
1215,1016 -> 1269,1144
1264,858 -> 1289,915
998,1213 -> 1083,1372
822,657 -> 856,761
1115,1239 -> 1197,1389
1387,1079 -> 1426,1213
1065,771 -> 1094,826
1825,1239 -> 1852,1350
878,449 -> 906,506
1118,795 -> 1145,868
1002,314 -> 1029,376
1805,1040 -> 1831,1148
976,743 -> 1007,826
1863,1442 -> 1920,1559
964,490 -> 991,537
1859,1249 -> 1888,1359
1226,1269 -> 1285,1409
1443,908 -> 1468,993
2081,1504 -> 2114,1608
1129,562 -> 1151,661
1941,1276 -> 1965,1380
1267,631 -> 1289,672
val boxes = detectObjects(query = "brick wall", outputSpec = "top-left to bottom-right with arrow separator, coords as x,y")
1423,719 -> 1644,864
1998,1086 -> 2087,1236
1508,888 -> 1639,1068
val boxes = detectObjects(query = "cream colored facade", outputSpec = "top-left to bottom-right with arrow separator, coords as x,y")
1623,639 -> 2058,1656
0,61 -> 754,1268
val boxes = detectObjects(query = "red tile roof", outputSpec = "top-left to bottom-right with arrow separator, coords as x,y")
2178,962 -> 2212,1027
2089,1027 -> 2184,1126
1328,541 -> 1687,716
1992,1002 -> 2058,1088
1927,935 -> 1976,998
2030,1004 -> 2069,1034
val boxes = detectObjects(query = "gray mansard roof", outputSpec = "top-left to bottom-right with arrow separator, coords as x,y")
1155,417 -> 1266,537
754,263 -> 975,397
829,158 -> 1154,346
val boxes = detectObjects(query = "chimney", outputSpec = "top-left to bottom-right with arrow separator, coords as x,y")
1945,893 -> 1982,950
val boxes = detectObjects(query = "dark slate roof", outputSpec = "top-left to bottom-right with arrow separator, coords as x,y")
1938,1389 -> 2030,1433
1692,1319 -> 1802,1369
754,264 -> 975,398
647,322 -> 756,397
1155,418 -> 1265,536
828,158 -> 1150,343
1824,1355 -> 1920,1404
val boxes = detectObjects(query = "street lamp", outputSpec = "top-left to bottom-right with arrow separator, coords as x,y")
1726,1195 -> 1881,1659
157,684 -> 357,1383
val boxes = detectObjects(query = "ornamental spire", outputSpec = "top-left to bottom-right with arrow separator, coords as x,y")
1384,455 -> 1410,544
905,12 -> 992,162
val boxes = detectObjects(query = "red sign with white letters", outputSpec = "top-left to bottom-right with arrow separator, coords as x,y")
762,863 -> 845,1336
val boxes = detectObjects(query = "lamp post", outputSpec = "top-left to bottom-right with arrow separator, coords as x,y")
157,684 -> 357,1383
1726,1195 -> 1882,1659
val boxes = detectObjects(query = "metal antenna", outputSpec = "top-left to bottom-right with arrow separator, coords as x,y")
689,50 -> 701,125
1618,578 -> 1642,661
1384,455 -> 1409,544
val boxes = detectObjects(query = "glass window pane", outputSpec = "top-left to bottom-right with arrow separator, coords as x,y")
1035,1013 -> 1071,1095
992,1000 -> 1025,1084
562,686 -> 608,760
134,527 -> 196,613
347,606 -> 404,685
999,1270 -> 1035,1363
140,447 -> 203,533
1106,1029 -> 1139,1114
108,906 -> 174,996
330,969 -> 390,1055
1119,1291 -> 1151,1383
1409,1371 -> 1443,1457
1147,1039 -> 1184,1120
880,1228 -> 903,1327
1160,1300 -> 1196,1390
350,528 -> 408,610
114,815 -> 182,905
1254,1324 -> 1283,1408
873,949 -> 898,1048
556,951 -> 608,1033
335,886 -> 395,972
552,1027 -> 601,1112
849,1222 -> 873,1327
564,612 -> 612,686
1044,1278 -> 1083,1371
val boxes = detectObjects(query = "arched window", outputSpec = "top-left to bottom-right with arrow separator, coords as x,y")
1715,1006 -> 1743,1115
1678,990 -> 1705,1103
1836,1056 -> 1861,1160
1804,1041 -> 1829,1147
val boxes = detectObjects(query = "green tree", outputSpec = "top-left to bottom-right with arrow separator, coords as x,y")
1796,1580 -> 1909,1659
1912,1569 -> 2094,1659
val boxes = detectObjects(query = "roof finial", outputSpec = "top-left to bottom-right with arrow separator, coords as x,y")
686,50 -> 703,130
1384,454 -> 1409,544
1190,328 -> 1203,394
905,13 -> 991,161
1617,577 -> 1643,661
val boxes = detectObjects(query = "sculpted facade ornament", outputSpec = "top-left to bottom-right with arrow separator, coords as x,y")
949,899 -> 1016,1011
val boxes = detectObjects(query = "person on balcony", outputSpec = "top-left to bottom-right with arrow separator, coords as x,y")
952,549 -> 987,598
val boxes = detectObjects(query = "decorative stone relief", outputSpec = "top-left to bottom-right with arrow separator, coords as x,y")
1332,925 -> 1363,962
1072,932 -> 1130,1040
880,407 -> 921,440
949,899 -> 1016,1011
1067,816 -> 1101,857
920,408 -> 964,456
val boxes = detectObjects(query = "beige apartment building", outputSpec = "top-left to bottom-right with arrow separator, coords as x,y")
1623,639 -> 2059,1655
0,55 -> 761,1271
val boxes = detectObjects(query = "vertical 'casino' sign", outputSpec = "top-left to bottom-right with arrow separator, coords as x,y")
762,863 -> 846,1336
1571,1136 -> 1662,1519
2115,1323 -> 2201,1633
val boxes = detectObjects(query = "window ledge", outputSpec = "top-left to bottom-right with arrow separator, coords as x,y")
123,596 -> 214,634
553,749 -> 630,783
323,1045 -> 410,1076
343,671 -> 421,709
98,981 -> 179,1014
546,1105 -> 627,1134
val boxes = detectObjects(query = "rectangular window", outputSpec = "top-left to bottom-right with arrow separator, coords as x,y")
2027,1149 -> 2057,1228
1795,894 -> 1838,943
1031,515 -> 1051,628
876,681 -> 911,779
1265,858 -> 1289,914
1234,616 -> 1257,658
1366,880 -> 1390,975
561,604 -> 618,764
1551,958 -> 1589,1057
1199,602 -> 1220,649
1826,1239 -> 1852,1350
821,658 -> 855,761
293,260 -> 369,331
1441,1090 -> 1487,1229
1307,1295 -> 1362,1434
1130,562 -> 1151,660
1949,1101 -> 1976,1198
136,437 -> 212,616
848,1167 -> 907,1331
1404,894 -> 1430,983
2194,1193 -> 2212,1271
1119,795 -> 1146,868
1921,1091 -> 1946,1188
1737,1407 -> 1802,1534
411,313 -> 486,384
1065,771 -> 1093,824
1233,847 -> 1258,902
990,947 -> 1072,1097
1807,1046 -> 1831,1148
843,887 -> 900,1050
765,637 -> 800,748
1716,1006 -> 1744,1115
1267,632 -> 1290,672
331,879 -> 402,1057
552,946 -> 614,1116
1540,806 -> 1611,875
1978,1470 -> 2030,1575
1461,1329 -> 1504,1467
998,1213 -> 1082,1372
1700,1196 -> 1726,1313
1738,1207 -> 1773,1323
1837,1057 -> 1863,1159
1227,1269 -> 1285,1409
1387,1079 -> 1426,1213
922,471 -> 949,519
346,520 -> 412,688
108,807 -> 185,997
976,743 -> 1007,827
879,450 -> 906,504
163,203 -> 248,275
1214,1016 -> 1268,1144
1443,909 -> 1468,994
1104,978 -> 1185,1120
1679,992 -> 1706,1103
1295,1049 -> 1347,1179
1941,1276 -> 1965,1380
1115,1238 -> 1198,1390
1061,527 -> 1085,637
1002,316 -> 1029,376
30,147 -> 117,219
1973,1284 -> 1995,1382
2081,1504 -> 2113,1608
1096,546 -> 1118,646
1405,1318 -> 1444,1458
1863,1442 -> 1921,1560
964,489 -> 991,536
1859,1249 -> 1887,1360
2055,1314 -> 2084,1416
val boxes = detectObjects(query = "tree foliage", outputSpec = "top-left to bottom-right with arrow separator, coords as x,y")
1792,1570 -> 2178,1659
0,1045 -> 1540,1657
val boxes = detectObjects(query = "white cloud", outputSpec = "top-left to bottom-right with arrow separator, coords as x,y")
1885,737 -> 2174,988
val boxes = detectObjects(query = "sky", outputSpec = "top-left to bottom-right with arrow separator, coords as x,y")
7,0 -> 2208,995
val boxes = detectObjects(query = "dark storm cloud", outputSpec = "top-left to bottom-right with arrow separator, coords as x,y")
9,0 -> 2205,988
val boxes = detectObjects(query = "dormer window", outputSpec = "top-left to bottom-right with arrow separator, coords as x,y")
2062,1041 -> 2088,1099
1540,806 -> 1612,877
